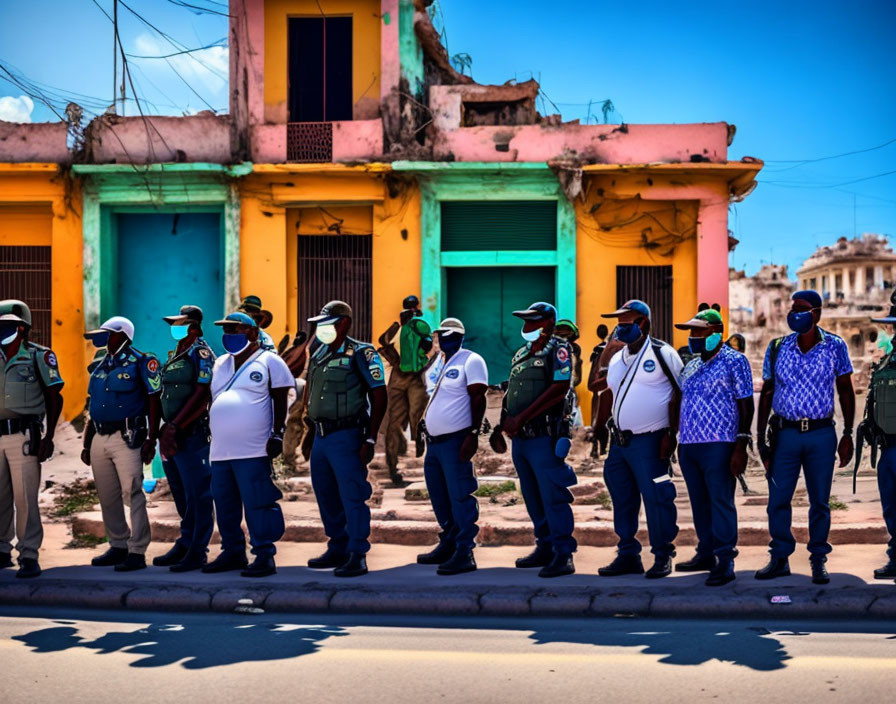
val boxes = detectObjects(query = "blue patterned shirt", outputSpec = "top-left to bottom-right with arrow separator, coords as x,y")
762,329 -> 853,421
679,344 -> 754,444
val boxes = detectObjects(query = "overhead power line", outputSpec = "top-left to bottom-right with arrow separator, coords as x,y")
763,137 -> 896,172
126,39 -> 227,59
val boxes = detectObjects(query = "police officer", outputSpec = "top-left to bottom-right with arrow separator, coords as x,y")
238,295 -> 276,351
153,305 -> 216,572
302,301 -> 388,578
0,300 -> 64,579
596,300 -> 682,579
857,288 -> 896,580
83,316 -> 161,572
384,295 -> 432,485
417,317 -> 488,575
756,290 -> 855,584
674,308 -> 754,586
489,301 -> 577,578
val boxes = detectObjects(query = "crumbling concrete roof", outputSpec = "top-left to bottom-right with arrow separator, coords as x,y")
799,234 -> 896,273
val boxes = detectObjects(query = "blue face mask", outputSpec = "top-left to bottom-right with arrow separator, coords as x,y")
170,325 -> 190,341
439,333 -> 463,357
222,333 -> 249,355
689,332 -> 723,355
616,321 -> 643,344
521,326 -> 543,343
91,331 -> 110,349
787,310 -> 815,334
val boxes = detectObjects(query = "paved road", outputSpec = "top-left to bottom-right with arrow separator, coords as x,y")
1,608 -> 894,703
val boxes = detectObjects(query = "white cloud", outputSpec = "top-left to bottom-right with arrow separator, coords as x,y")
133,33 -> 228,96
0,95 -> 35,123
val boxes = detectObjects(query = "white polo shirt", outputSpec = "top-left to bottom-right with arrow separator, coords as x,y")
607,339 -> 683,434
423,348 -> 488,436
209,349 -> 295,461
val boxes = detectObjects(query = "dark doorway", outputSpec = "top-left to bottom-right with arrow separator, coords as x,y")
616,265 -> 673,344
0,246 -> 52,347
297,234 -> 372,342
288,16 -> 353,123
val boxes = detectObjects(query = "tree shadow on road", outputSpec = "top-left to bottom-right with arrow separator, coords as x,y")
12,618 -> 348,669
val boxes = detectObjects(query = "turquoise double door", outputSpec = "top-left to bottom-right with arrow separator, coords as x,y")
115,213 -> 225,361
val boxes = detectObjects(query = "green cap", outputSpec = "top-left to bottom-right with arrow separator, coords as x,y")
675,308 -> 723,330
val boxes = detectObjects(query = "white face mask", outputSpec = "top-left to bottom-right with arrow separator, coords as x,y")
521,326 -> 542,343
315,323 -> 338,344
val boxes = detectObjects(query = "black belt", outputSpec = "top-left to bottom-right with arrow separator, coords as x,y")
0,417 -> 36,436
94,417 -> 144,436
778,417 -> 834,433
313,416 -> 365,438
518,416 -> 558,439
426,427 -> 471,445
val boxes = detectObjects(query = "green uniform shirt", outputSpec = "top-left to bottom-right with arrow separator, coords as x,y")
399,317 -> 432,374
0,342 -> 64,419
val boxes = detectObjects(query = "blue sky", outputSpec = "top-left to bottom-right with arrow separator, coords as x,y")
1,0 -> 894,277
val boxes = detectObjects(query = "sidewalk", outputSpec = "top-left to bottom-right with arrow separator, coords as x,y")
2,523 -> 894,620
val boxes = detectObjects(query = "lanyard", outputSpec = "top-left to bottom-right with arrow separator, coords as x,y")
423,349 -> 468,421
612,341 -> 650,425
217,349 -> 265,396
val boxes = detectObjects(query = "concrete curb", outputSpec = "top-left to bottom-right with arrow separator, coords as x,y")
3,577 -> 894,620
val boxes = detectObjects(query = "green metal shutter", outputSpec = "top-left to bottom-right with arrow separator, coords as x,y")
441,201 -> 557,251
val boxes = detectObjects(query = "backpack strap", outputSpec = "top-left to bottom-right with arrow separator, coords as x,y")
650,338 -> 680,390
768,336 -> 784,383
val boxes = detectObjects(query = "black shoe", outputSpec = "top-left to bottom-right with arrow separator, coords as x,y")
811,561 -> 830,585
334,552 -> 368,578
754,556 -> 791,580
170,554 -> 207,573
389,470 -> 406,487
241,556 -> 276,578
91,547 -> 128,567
873,561 -> 896,579
437,549 -> 477,575
152,543 -> 189,567
598,554 -> 645,577
114,553 -> 147,572
515,545 -> 554,569
675,553 -> 716,573
645,556 -> 673,579
417,541 -> 456,565
538,553 -> 575,578
307,547 -> 349,569
201,551 -> 249,574
16,558 -> 41,579
0,551 -> 13,569
705,561 -> 736,587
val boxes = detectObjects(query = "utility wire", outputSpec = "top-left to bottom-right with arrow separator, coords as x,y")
126,39 -> 227,59
166,0 -> 233,17
762,169 -> 896,189
763,137 -> 896,171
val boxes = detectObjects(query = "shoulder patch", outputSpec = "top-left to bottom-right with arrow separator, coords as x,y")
198,347 -> 211,359
363,347 -> 375,362
44,351 -> 58,368
556,346 -> 569,364
146,358 -> 159,374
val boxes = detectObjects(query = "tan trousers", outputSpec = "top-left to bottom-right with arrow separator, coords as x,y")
91,432 -> 151,554
385,369 -> 429,471
0,433 -> 43,559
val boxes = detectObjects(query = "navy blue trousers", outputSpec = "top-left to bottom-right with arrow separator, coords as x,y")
603,430 -> 678,559
767,426 -> 837,559
678,442 -> 738,562
310,428 -> 372,554
161,429 -> 214,557
423,430 -> 479,550
210,456 -> 284,558
877,446 -> 896,561
511,435 -> 577,555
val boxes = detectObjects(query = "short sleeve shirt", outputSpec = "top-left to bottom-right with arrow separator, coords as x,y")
679,344 -> 753,444
0,343 -> 64,418
355,344 -> 387,388
87,347 -> 161,423
259,330 -> 276,352
209,350 -> 295,461
762,329 -> 853,420
607,340 -> 683,433
423,348 -> 488,436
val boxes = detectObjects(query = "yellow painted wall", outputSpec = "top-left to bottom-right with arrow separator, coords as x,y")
0,166 -> 85,421
264,0 -> 382,122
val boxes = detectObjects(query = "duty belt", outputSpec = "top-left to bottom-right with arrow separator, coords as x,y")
778,417 -> 834,433
94,417 -> 144,436
518,415 -> 556,440
425,427 -> 471,445
313,415 -> 365,438
0,416 -> 36,436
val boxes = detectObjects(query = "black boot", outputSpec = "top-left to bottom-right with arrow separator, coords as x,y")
152,543 -> 189,567
538,552 -> 575,578
645,556 -> 673,579
91,546 -> 128,567
705,561 -> 736,587
16,558 -> 41,579
437,549 -> 477,575
201,551 -> 248,574
114,553 -> 147,572
0,551 -> 13,569
241,555 -> 276,578
170,552 -> 208,573
675,553 -> 716,573
515,545 -> 554,569
754,556 -> 790,580
334,552 -> 368,578
873,560 -> 896,579
389,470 -> 406,487
598,554 -> 644,577
417,541 -> 456,565
307,547 -> 349,569
811,560 -> 830,585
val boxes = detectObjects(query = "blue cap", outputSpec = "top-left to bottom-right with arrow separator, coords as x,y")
792,290 -> 823,309
512,301 -> 557,321
602,299 -> 651,320
213,311 -> 258,328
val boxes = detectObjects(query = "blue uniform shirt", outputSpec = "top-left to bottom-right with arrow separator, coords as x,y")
88,346 -> 162,423
679,344 -> 753,444
762,329 -> 853,421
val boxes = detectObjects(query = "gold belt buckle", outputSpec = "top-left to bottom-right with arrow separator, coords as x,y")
800,418 -> 809,432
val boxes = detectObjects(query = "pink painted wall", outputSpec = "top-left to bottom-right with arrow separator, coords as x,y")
380,0 -> 400,99
0,121 -> 69,162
